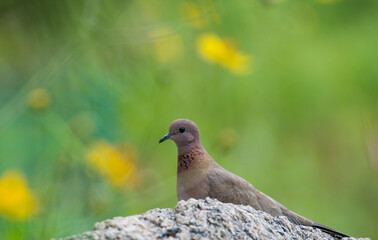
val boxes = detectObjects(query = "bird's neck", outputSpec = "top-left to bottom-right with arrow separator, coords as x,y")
177,145 -> 206,174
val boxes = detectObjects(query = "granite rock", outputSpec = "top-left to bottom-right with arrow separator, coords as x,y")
59,198 -> 368,240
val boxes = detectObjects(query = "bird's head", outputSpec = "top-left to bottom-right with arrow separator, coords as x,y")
159,119 -> 201,148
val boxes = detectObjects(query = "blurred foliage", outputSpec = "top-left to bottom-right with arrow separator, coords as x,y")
0,0 -> 377,239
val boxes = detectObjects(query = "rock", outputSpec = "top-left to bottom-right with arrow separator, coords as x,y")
58,198 -> 367,240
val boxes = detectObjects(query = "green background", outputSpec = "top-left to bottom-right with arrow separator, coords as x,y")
0,0 -> 377,239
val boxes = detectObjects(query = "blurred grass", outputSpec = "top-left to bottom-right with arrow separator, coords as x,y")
0,0 -> 378,239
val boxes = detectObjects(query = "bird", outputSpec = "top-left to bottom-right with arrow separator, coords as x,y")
159,119 -> 350,239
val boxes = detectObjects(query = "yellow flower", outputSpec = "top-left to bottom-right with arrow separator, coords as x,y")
27,88 -> 51,110
197,33 -> 252,75
85,140 -> 140,190
149,28 -> 183,63
0,170 -> 39,220
69,112 -> 97,138
182,2 -> 207,29
182,1 -> 220,29
218,128 -> 238,151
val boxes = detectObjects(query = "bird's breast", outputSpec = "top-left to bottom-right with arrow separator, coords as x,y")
176,148 -> 217,201
177,169 -> 210,201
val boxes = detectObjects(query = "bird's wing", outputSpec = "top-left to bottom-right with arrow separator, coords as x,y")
207,167 -> 284,215
207,167 -> 308,221
206,167 -> 350,238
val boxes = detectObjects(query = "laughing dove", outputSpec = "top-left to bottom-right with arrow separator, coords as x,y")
159,119 -> 349,239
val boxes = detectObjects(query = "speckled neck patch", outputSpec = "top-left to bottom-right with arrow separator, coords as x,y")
177,147 -> 205,173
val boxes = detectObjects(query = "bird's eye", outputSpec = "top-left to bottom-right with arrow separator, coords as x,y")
179,127 -> 186,133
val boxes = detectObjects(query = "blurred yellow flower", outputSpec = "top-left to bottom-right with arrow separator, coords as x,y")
218,128 -> 238,151
197,33 -> 252,75
85,140 -> 140,190
149,28 -> 183,63
182,1 -> 220,29
70,112 -> 97,138
182,2 -> 206,29
0,170 -> 39,220
27,88 -> 51,110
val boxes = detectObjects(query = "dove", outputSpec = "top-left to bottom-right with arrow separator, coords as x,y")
159,119 -> 350,239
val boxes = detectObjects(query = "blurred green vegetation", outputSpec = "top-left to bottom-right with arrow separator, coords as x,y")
0,0 -> 377,239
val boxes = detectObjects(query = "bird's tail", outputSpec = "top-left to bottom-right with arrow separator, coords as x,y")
312,222 -> 350,239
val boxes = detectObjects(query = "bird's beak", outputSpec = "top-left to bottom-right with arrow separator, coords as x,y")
159,133 -> 171,143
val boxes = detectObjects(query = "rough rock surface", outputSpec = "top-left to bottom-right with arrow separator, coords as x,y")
60,198 -> 367,240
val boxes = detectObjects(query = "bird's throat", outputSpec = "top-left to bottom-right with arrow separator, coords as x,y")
177,146 -> 205,174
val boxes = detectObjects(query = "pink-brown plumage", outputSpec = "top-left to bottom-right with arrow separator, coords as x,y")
159,119 -> 349,239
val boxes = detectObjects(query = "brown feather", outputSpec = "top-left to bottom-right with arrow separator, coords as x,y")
161,119 -> 350,238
